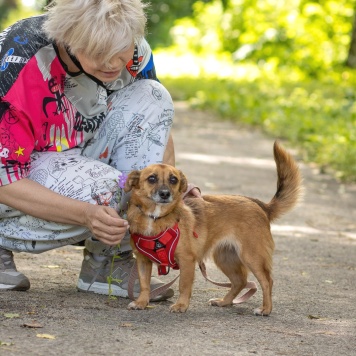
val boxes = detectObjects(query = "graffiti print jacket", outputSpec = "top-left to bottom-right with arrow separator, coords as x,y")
0,15 -> 158,186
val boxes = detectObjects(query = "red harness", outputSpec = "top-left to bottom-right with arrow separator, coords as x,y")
131,223 -> 180,275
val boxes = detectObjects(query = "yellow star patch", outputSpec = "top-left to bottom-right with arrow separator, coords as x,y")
15,146 -> 25,156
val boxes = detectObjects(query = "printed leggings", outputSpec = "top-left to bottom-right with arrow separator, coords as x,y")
0,80 -> 173,254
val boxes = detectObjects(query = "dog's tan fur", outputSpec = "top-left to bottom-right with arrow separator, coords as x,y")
124,141 -> 302,315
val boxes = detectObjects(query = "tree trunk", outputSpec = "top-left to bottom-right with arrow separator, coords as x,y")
346,10 -> 356,68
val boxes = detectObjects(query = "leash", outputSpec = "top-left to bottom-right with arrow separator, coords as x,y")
198,262 -> 258,304
127,261 -> 180,301
127,260 -> 257,304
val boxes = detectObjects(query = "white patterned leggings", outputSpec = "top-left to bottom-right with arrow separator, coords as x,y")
0,80 -> 174,254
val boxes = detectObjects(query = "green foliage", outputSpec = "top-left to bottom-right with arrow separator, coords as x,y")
171,1 -> 226,54
145,0 -> 206,48
168,0 -> 356,76
0,0 -> 18,29
162,70 -> 356,182
157,0 -> 356,182
0,1 -> 44,30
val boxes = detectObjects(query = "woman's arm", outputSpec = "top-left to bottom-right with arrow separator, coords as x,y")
0,178 -> 128,246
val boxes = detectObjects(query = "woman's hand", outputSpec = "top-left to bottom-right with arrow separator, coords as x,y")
83,204 -> 129,246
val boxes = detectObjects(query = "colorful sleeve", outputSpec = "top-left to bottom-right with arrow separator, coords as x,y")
137,52 -> 158,81
132,38 -> 159,81
0,100 -> 34,186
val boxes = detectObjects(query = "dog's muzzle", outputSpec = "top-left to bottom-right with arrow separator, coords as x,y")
153,187 -> 172,203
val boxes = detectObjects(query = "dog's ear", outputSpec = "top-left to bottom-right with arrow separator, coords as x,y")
178,170 -> 188,193
124,170 -> 141,192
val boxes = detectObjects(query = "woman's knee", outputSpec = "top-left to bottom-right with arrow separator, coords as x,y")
29,149 -> 122,205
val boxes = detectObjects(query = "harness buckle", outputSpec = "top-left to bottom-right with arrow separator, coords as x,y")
155,240 -> 165,250
158,265 -> 170,275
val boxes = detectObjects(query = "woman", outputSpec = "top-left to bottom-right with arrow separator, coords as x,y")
0,0 -> 176,300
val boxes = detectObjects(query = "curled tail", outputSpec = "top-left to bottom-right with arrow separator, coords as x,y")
266,141 -> 303,222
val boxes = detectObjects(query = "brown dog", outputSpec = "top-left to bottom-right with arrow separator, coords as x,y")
124,141 -> 302,315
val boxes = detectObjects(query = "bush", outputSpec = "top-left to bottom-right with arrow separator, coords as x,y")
160,69 -> 356,182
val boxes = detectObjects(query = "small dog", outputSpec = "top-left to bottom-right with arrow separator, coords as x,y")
124,141 -> 302,315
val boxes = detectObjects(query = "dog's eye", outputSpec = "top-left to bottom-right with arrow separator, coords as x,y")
147,175 -> 157,184
169,176 -> 178,185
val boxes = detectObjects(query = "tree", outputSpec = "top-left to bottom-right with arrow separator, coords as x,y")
346,9 -> 356,67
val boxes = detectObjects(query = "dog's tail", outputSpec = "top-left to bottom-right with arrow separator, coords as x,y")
265,141 -> 303,222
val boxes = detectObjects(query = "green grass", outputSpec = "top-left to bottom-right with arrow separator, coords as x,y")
161,73 -> 356,182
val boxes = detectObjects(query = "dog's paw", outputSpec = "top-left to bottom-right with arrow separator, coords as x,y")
127,300 -> 148,310
253,307 -> 271,316
209,298 -> 230,307
169,303 -> 189,313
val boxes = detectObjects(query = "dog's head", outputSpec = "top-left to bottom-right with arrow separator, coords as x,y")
124,164 -> 188,205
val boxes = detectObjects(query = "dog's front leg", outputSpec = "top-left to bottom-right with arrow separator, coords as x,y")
127,254 -> 152,310
170,256 -> 195,313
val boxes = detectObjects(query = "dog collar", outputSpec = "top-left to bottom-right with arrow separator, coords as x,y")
131,223 -> 180,275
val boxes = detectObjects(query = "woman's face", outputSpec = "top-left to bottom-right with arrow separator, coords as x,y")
75,43 -> 135,83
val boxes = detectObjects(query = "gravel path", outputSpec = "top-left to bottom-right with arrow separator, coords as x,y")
1,102 -> 355,355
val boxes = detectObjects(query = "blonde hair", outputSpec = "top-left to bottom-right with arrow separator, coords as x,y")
43,0 -> 148,63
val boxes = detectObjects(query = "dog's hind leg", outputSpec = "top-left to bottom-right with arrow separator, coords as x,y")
239,247 -> 273,316
250,266 -> 273,316
209,242 -> 248,307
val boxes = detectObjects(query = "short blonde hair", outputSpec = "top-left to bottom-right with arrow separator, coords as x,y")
43,0 -> 148,62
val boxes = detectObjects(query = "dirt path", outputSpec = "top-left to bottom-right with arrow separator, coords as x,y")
1,102 -> 355,355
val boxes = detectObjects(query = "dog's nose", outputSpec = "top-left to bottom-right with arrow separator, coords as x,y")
159,189 -> 171,200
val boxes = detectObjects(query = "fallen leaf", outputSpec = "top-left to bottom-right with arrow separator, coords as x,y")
121,323 -> 133,327
308,314 -> 326,320
0,341 -> 14,346
324,280 -> 333,284
40,265 -> 60,269
4,313 -> 20,319
22,322 -> 43,328
36,334 -> 56,339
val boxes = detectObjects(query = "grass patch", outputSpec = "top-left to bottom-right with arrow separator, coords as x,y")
161,73 -> 356,182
